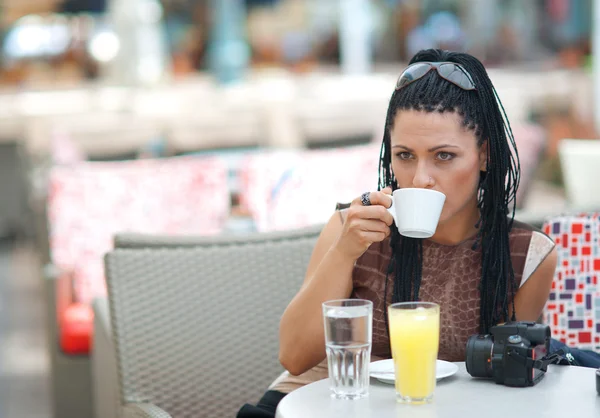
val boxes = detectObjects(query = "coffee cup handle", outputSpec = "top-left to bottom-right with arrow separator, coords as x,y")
385,195 -> 397,225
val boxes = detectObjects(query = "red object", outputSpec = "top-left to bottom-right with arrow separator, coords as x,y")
582,247 -> 591,256
576,294 -> 583,304
60,303 -> 93,355
594,259 -> 600,271
578,332 -> 592,344
572,223 -> 583,234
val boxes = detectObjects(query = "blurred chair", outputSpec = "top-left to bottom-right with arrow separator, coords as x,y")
0,117 -> 32,238
48,156 -> 230,307
542,213 -> 600,351
45,156 -> 230,418
238,143 -> 380,232
559,139 -> 600,210
101,225 -> 321,418
16,88 -> 94,116
167,110 -> 265,153
237,123 -> 545,232
294,99 -> 385,147
292,74 -> 389,147
26,113 -> 166,162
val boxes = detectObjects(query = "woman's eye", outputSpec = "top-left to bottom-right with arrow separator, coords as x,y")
397,152 -> 412,160
437,152 -> 455,161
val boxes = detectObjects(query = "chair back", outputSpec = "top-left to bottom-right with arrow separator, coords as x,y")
238,144 -> 379,231
104,226 -> 322,417
48,156 -> 229,304
542,213 -> 600,350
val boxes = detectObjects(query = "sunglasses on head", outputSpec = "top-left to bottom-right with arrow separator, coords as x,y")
395,61 -> 476,91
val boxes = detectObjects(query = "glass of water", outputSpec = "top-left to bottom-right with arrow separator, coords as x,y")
322,299 -> 373,400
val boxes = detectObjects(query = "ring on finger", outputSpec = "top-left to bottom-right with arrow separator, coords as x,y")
360,192 -> 371,206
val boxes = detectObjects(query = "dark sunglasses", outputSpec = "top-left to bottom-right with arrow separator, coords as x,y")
395,61 -> 476,91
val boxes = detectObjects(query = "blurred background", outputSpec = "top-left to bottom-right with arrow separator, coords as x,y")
0,0 -> 599,417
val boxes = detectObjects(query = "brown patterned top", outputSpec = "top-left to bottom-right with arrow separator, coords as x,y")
271,216 -> 555,394
353,219 -> 541,361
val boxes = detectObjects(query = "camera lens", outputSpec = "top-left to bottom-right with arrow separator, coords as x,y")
466,334 -> 494,378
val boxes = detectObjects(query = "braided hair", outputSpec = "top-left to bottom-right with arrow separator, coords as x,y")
379,49 -> 520,334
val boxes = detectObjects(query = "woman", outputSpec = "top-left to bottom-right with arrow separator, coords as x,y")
238,48 -> 557,417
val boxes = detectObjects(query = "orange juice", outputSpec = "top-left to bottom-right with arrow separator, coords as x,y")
388,303 -> 440,403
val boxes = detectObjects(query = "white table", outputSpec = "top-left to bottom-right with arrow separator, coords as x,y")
276,363 -> 600,418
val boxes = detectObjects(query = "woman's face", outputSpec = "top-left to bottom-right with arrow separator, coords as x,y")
389,110 -> 487,226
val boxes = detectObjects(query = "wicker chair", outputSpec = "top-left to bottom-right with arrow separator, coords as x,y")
98,229 -> 328,418
102,226 -> 322,418
112,227 -> 323,249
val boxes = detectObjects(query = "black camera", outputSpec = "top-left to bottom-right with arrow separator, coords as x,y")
465,321 -> 561,387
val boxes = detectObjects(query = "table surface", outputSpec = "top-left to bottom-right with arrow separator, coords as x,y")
276,362 -> 600,418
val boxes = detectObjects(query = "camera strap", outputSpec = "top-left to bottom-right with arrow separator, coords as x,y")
507,348 -> 566,372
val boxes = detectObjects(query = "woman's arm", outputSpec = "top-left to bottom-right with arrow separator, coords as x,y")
278,213 -> 354,376
513,246 -> 558,321
279,191 -> 393,376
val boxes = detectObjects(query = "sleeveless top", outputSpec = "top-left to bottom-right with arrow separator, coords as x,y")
270,213 -> 555,394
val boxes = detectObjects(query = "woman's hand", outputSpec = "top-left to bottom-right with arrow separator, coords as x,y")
333,188 -> 394,261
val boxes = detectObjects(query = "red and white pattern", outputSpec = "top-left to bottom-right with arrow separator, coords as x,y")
48,156 -> 230,304
239,143 -> 381,232
238,121 -> 544,231
543,213 -> 600,351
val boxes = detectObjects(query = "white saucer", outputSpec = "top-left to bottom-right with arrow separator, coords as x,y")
369,359 -> 459,385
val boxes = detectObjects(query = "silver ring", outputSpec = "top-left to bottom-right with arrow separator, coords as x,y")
360,192 -> 371,206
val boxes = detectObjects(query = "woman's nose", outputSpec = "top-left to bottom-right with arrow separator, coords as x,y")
412,166 -> 434,189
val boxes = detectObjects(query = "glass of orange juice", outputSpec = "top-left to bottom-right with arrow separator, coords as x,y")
388,302 -> 440,404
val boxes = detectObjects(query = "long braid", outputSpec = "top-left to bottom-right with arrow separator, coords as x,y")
379,49 -> 520,334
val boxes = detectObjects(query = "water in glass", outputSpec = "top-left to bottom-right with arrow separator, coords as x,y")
323,300 -> 372,399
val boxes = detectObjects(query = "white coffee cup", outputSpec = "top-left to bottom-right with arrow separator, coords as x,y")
385,188 -> 446,238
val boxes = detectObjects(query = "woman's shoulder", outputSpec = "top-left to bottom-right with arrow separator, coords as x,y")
509,219 -> 542,235
509,219 -> 555,251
